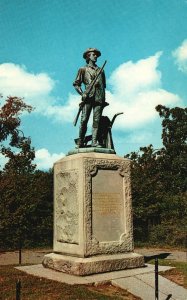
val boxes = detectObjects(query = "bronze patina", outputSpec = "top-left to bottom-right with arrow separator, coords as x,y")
73,48 -> 107,148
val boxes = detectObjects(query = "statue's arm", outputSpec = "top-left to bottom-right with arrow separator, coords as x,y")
73,68 -> 84,95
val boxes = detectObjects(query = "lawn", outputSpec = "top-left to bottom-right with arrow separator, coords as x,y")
0,265 -> 140,300
1,253 -> 186,299
149,259 -> 187,289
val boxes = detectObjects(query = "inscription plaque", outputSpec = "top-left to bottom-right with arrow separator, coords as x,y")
92,169 -> 125,242
93,193 -> 121,215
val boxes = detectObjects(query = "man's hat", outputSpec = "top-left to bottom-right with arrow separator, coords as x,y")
83,48 -> 101,59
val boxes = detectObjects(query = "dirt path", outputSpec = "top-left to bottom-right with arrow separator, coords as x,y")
0,249 -> 52,265
135,247 -> 187,262
0,247 -> 186,266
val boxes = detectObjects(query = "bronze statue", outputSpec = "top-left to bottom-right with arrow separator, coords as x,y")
73,48 -> 107,148
74,112 -> 123,151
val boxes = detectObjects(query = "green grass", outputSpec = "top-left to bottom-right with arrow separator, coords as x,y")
0,265 -> 139,300
148,259 -> 187,288
134,241 -> 187,251
0,265 -> 113,299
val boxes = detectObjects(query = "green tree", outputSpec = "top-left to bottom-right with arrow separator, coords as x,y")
155,105 -> 187,194
126,106 -> 187,246
0,95 -> 35,173
0,96 -> 54,249
0,95 -> 36,249
0,169 -> 53,249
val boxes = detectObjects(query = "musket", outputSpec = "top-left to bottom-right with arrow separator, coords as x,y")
73,102 -> 84,127
73,60 -> 107,126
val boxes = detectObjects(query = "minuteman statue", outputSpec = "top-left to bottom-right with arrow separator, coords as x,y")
73,48 -> 107,148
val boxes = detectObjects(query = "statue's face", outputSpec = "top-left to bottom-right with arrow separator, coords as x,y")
89,52 -> 98,63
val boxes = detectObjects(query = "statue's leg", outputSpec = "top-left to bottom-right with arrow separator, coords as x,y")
92,105 -> 103,147
78,103 -> 92,147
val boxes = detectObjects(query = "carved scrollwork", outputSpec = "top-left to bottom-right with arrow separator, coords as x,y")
83,157 -> 133,256
90,166 -> 98,176
119,160 -> 131,177
55,170 -> 79,245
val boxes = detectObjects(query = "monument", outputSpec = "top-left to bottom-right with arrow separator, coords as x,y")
42,48 -> 144,275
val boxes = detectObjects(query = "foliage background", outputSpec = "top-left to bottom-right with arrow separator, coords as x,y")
0,96 -> 53,249
0,97 -> 186,249
126,105 -> 187,247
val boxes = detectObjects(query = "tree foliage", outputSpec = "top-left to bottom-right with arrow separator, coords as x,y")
0,95 -> 35,173
155,105 -> 187,194
0,169 -> 53,249
0,96 -> 53,249
126,105 -> 187,246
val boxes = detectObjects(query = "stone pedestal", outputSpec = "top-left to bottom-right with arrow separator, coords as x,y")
43,152 -> 144,275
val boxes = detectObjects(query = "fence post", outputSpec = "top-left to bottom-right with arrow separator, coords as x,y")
16,279 -> 21,300
155,257 -> 159,300
19,236 -> 22,265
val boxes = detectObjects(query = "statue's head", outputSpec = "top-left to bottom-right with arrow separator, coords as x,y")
83,48 -> 101,63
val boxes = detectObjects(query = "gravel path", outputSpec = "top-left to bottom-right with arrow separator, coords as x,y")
0,249 -> 52,265
135,247 -> 187,262
0,247 -> 186,265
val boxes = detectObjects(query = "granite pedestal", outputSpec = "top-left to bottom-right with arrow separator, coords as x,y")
43,152 -> 144,275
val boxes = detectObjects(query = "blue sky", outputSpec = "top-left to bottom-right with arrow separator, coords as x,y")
0,0 -> 187,169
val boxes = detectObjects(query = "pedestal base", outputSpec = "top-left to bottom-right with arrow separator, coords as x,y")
46,152 -> 144,276
67,147 -> 116,156
43,252 -> 144,276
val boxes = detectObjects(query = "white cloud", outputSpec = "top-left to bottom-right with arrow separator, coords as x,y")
0,153 -> 8,169
0,149 -> 65,170
57,52 -> 180,130
0,54 -> 181,131
0,62 -> 79,122
103,52 -> 180,129
108,52 -> 162,97
34,148 -> 65,170
105,89 -> 180,129
0,63 -> 55,111
172,39 -> 187,73
45,93 -> 80,122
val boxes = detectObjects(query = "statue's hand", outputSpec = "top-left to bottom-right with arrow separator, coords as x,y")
79,101 -> 84,108
81,92 -> 87,102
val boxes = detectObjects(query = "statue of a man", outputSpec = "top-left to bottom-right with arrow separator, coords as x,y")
73,48 -> 106,148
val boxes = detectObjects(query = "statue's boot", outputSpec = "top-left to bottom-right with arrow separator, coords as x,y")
76,125 -> 87,148
92,127 -> 102,148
